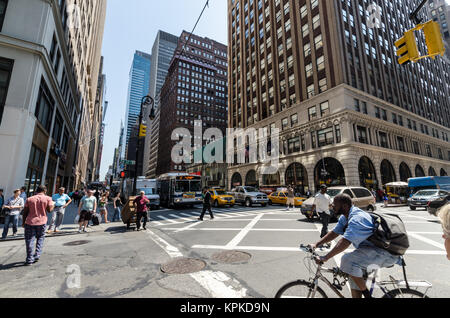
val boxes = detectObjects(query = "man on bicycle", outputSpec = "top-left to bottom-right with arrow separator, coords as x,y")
310,194 -> 401,298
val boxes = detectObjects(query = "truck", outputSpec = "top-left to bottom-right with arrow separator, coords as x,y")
136,177 -> 160,210
229,186 -> 269,207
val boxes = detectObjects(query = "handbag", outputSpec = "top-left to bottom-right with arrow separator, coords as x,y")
1,207 -> 11,216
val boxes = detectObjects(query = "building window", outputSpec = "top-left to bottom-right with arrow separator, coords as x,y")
355,99 -> 360,112
0,0 -> 8,32
357,126 -> 368,144
25,144 -> 46,197
317,127 -> 334,147
311,132 -> 316,149
426,145 -> 432,158
0,56 -> 13,125
35,80 -> 55,133
288,137 -> 300,154
308,106 -> 317,121
375,106 -> 380,119
412,141 -> 420,155
379,132 -> 389,148
290,113 -> 298,126
320,101 -> 329,117
335,124 -> 341,143
282,118 -> 289,130
397,136 -> 405,152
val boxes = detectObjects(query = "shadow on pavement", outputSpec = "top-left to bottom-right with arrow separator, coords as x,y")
0,262 -> 26,270
104,226 -> 128,234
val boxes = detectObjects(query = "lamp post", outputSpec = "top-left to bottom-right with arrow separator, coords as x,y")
133,95 -> 155,195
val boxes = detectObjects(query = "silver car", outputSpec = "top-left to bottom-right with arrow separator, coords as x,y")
230,186 -> 269,207
408,190 -> 449,211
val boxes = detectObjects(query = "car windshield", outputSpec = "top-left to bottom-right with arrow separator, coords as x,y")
244,187 -> 257,192
415,190 -> 439,197
215,190 -> 227,195
327,189 -> 342,197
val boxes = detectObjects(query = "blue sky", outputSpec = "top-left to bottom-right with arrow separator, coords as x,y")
99,0 -> 227,180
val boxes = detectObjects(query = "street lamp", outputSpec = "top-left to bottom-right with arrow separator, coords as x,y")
133,95 -> 155,195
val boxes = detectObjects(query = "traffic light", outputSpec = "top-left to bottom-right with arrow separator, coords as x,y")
139,124 -> 147,137
395,29 -> 419,65
423,20 -> 445,59
120,171 -> 126,179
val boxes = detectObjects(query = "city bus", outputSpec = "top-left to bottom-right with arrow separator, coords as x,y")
157,173 -> 203,208
408,176 -> 450,196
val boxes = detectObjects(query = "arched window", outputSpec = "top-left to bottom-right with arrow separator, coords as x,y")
441,169 -> 448,177
314,158 -> 346,188
428,167 -> 437,177
415,165 -> 425,177
359,156 -> 378,190
231,173 -> 242,188
380,160 -> 396,185
245,170 -> 258,187
399,162 -> 412,182
285,163 -> 309,195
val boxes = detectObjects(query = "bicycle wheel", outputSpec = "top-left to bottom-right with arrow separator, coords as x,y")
382,288 -> 429,298
275,280 -> 328,298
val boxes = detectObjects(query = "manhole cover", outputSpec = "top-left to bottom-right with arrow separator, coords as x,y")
63,240 -> 91,246
211,251 -> 252,264
160,258 -> 206,274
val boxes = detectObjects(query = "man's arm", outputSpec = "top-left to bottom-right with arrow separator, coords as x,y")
321,238 -> 352,263
313,231 -> 339,248
65,197 -> 72,208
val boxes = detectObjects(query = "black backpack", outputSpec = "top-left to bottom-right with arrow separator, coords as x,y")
368,212 -> 410,256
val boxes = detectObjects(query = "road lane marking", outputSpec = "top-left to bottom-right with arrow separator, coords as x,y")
145,229 -> 247,298
163,228 -> 320,232
408,233 -> 445,250
157,216 -> 179,224
225,214 -> 264,249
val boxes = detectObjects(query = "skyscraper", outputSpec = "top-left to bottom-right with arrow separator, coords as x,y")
123,50 -> 151,159
0,0 -> 106,195
156,31 -> 228,176
227,0 -> 450,193
143,30 -> 178,177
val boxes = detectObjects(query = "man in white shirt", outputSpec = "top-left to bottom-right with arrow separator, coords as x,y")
312,185 -> 333,239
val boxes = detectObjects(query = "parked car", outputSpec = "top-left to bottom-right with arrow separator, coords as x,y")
408,190 -> 449,211
300,186 -> 377,221
268,191 -> 307,207
230,186 -> 269,207
209,189 -> 235,207
427,194 -> 450,216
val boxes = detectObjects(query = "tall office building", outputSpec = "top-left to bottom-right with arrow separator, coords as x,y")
156,31 -> 228,175
143,30 -> 178,177
227,0 -> 450,193
0,0 -> 106,195
123,50 -> 151,159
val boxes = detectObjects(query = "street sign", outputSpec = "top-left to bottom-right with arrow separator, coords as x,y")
120,160 -> 136,166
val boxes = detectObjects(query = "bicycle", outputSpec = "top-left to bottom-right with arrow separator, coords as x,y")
275,244 -> 432,298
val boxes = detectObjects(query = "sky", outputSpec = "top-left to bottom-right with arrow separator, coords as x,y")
99,0 -> 227,180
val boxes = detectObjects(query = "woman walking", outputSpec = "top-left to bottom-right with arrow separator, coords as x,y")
112,192 -> 123,222
99,193 -> 109,223
1,189 -> 24,239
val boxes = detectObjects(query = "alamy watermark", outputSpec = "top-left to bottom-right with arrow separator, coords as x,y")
66,3 -> 82,30
66,264 -> 81,289
171,121 -> 280,175
367,3 -> 382,29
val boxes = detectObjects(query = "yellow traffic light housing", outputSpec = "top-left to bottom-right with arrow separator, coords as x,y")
423,20 -> 445,59
395,30 -> 420,65
139,124 -> 147,137
395,20 -> 446,65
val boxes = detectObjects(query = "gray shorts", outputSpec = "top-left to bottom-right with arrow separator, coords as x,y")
340,246 -> 401,290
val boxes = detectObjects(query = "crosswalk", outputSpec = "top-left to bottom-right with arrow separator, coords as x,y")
149,206 -> 295,227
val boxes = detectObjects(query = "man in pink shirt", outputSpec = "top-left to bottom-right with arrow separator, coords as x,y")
23,185 -> 54,265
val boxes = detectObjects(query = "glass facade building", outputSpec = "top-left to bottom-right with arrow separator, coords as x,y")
123,50 -> 151,158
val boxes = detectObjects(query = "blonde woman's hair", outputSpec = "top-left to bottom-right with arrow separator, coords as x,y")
439,204 -> 450,237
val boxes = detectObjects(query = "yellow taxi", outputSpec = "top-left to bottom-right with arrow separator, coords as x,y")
209,189 -> 235,207
268,191 -> 307,207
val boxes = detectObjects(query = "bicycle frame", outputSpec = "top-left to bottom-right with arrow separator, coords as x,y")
310,264 -> 347,298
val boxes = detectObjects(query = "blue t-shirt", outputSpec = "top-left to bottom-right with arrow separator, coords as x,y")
0,196 -> 3,208
52,193 -> 70,207
333,206 -> 376,248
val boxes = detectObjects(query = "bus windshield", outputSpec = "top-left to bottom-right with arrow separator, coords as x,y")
175,181 -> 190,193
190,181 -> 202,192
139,188 -> 155,195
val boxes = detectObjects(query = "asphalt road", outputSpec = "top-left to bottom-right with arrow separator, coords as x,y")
0,202 -> 448,298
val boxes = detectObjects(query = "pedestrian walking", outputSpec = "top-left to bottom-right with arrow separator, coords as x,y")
286,185 -> 295,211
438,204 -> 450,260
312,185 -> 333,242
1,189 -> 25,239
133,191 -> 149,231
306,190 -> 312,198
0,188 -> 4,209
98,193 -> 109,223
199,188 -> 214,221
383,190 -> 389,208
377,189 -> 384,203
77,189 -> 97,233
22,185 -> 54,265
19,186 -> 27,202
112,192 -> 123,222
47,187 -> 72,233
